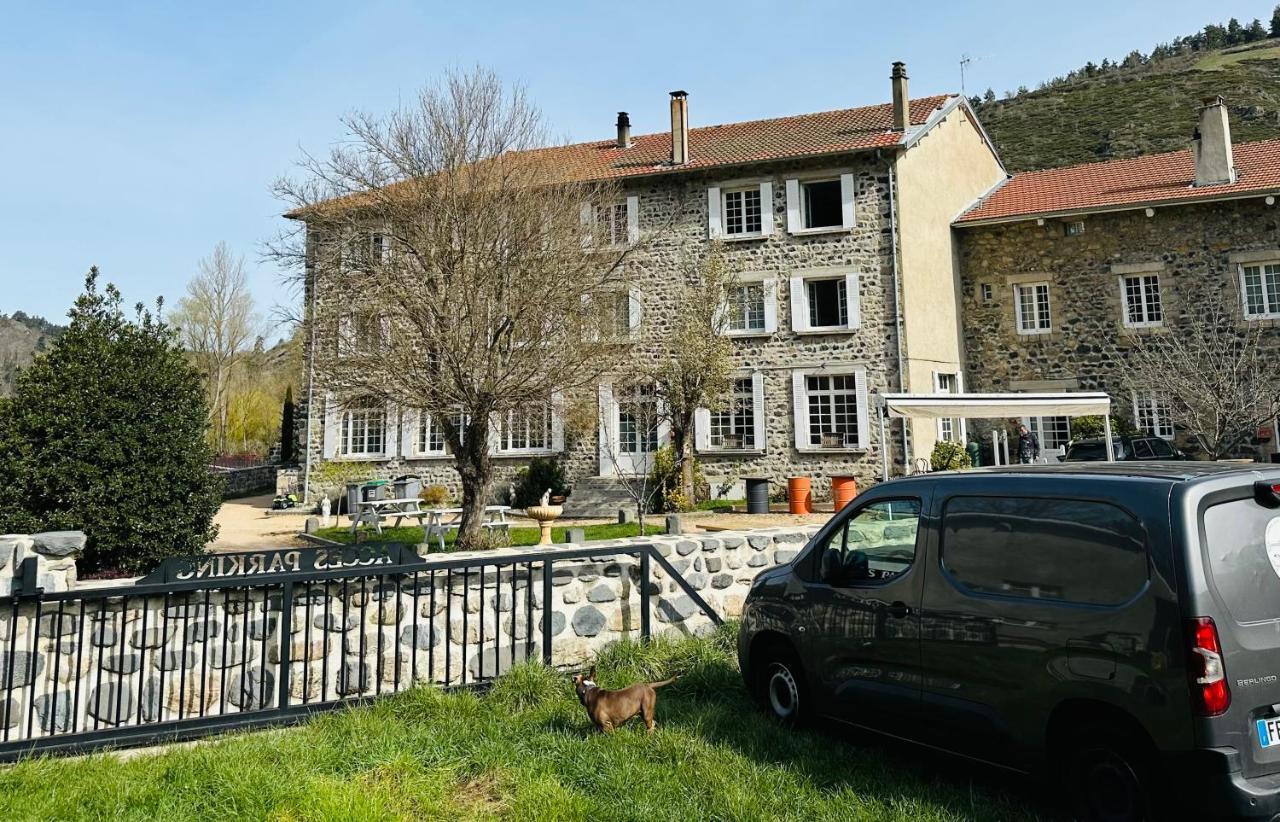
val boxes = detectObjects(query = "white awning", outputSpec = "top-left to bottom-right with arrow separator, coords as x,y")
879,392 -> 1111,420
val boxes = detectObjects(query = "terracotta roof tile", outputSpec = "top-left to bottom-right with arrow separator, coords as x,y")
956,139 -> 1280,225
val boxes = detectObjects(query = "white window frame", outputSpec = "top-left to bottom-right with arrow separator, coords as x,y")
1021,415 -> 1072,459
400,409 -> 449,459
694,372 -> 766,454
337,311 -> 390,357
1013,281 -> 1052,335
790,366 -> 870,452
494,396 -> 564,456
336,397 -> 394,460
707,182 -> 773,240
721,277 -> 778,336
932,371 -> 966,444
1119,273 -> 1164,328
1132,390 -> 1175,440
1239,261 -> 1280,320
789,272 -> 860,334
785,173 -> 856,235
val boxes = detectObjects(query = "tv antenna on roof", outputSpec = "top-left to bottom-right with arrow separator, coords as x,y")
959,53 -> 986,98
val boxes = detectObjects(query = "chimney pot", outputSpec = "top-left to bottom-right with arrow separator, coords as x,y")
669,90 -> 690,165
1193,95 -> 1235,186
891,62 -> 910,131
616,111 -> 632,149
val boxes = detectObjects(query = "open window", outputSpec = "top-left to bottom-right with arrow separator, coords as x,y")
789,272 -> 859,333
785,173 -> 855,233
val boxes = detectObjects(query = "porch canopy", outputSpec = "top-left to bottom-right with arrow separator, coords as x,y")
876,392 -> 1114,477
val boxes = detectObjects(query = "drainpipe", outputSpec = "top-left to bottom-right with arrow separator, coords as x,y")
886,158 -> 908,471
302,247 -> 319,503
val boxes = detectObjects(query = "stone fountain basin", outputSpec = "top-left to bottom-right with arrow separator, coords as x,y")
525,505 -> 564,521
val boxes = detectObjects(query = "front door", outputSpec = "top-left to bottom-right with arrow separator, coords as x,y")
802,493 -> 929,738
598,382 -> 666,476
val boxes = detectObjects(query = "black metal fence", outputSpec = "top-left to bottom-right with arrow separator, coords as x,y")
0,543 -> 719,761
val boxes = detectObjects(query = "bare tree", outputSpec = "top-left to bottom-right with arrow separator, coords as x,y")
170,243 -> 261,454
1122,283 -> 1280,459
649,244 -> 736,503
593,379 -> 675,533
270,68 -> 636,548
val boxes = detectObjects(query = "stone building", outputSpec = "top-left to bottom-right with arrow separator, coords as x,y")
953,97 -> 1280,458
295,63 -> 1006,508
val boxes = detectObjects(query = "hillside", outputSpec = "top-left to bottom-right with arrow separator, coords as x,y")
0,314 -> 65,396
974,39 -> 1280,171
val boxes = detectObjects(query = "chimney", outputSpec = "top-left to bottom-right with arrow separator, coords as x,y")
891,62 -> 909,131
669,90 -> 689,165
616,111 -> 632,149
1192,95 -> 1235,186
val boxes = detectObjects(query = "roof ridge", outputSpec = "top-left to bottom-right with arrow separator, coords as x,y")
1011,137 -> 1280,178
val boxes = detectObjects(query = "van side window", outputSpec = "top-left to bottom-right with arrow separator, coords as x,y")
1133,439 -> 1155,458
819,499 -> 921,586
941,496 -> 1147,606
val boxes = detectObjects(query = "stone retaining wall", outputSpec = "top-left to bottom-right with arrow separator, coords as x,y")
213,465 -> 279,498
0,525 -> 819,744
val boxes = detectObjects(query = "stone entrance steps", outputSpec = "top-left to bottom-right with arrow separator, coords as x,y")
561,476 -> 640,519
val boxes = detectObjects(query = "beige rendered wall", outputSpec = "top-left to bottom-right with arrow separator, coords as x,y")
893,105 -> 1005,466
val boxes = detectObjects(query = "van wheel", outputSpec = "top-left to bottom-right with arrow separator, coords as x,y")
754,645 -> 807,726
1061,724 -> 1159,822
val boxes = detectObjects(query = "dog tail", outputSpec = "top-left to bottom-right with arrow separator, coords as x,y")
650,674 -> 679,688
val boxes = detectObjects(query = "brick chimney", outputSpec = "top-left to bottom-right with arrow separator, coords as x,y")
1192,96 -> 1235,186
616,112 -> 632,149
669,91 -> 689,165
891,62 -> 909,131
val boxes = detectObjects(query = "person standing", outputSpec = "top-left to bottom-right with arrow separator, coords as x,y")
1016,424 -> 1040,464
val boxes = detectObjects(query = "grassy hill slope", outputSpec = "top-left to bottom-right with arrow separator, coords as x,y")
0,314 -> 64,396
975,39 -> 1280,171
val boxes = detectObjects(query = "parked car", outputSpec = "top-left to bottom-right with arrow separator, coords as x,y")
738,463 -> 1280,820
1063,434 -> 1187,462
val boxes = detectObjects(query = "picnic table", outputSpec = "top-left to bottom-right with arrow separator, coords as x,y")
349,497 -> 432,535
424,506 -> 511,550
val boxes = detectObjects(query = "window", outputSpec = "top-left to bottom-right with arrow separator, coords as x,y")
726,283 -> 766,333
723,188 -> 762,236
808,278 -> 848,328
344,231 -> 389,269
936,373 -> 962,443
1024,416 -> 1071,453
981,283 -> 993,302
498,402 -> 552,452
818,499 -> 921,585
806,374 -> 860,449
341,398 -> 386,457
801,179 -> 843,229
416,413 -> 446,455
1201,499 -> 1280,624
618,385 -> 659,454
338,312 -> 387,357
1121,274 -> 1163,327
1133,390 -> 1174,439
1014,282 -> 1051,334
942,496 -> 1148,606
709,378 -> 757,450
1064,220 -> 1086,236
596,202 -> 629,246
1241,262 -> 1280,319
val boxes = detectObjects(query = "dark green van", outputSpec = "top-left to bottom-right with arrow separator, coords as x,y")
738,463 -> 1280,821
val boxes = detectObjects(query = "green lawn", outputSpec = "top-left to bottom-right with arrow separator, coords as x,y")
314,521 -> 665,548
0,627 -> 1052,821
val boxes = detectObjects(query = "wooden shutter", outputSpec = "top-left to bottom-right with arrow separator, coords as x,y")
598,383 -> 616,475
337,314 -> 353,357
580,202 -> 594,247
628,288 -> 642,337
693,407 -> 711,452
707,187 -> 722,238
759,181 -> 774,236
785,179 -> 801,233
400,408 -> 419,458
762,278 -> 778,333
322,392 -> 340,458
384,402 -> 399,456
751,371 -> 766,452
789,277 -> 809,332
840,173 -> 856,229
791,371 -> 809,450
551,391 -> 566,452
626,196 -> 640,244
844,272 -> 860,329
854,368 -> 871,450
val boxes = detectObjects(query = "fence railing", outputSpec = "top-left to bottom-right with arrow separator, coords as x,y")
0,543 -> 720,761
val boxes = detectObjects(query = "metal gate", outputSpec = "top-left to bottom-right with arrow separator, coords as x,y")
0,542 -> 719,760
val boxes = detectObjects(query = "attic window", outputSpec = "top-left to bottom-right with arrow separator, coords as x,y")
981,283 -> 993,302
802,180 -> 843,229
1064,220 -> 1086,237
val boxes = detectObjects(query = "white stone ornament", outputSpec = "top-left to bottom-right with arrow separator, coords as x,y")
1266,517 -> 1280,580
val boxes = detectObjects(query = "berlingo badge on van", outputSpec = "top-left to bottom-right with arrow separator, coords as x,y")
1266,518 -> 1280,580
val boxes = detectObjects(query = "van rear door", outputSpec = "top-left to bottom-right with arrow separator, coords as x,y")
1197,492 -> 1280,779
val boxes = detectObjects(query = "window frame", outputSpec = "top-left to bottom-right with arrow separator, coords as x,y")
809,497 -> 924,588
722,186 -> 764,237
792,366 -> 870,452
1239,261 -> 1280,320
1132,390 -> 1175,440
725,282 -> 767,334
799,178 -> 843,231
339,397 -> 389,459
696,372 -> 766,454
789,271 -> 860,334
495,401 -> 557,456
1013,281 -> 1052,335
1119,273 -> 1164,328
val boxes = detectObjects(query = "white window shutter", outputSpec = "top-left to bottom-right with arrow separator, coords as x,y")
854,368 -> 871,450
956,372 -> 967,442
322,392 -> 339,458
379,316 -> 392,350
759,181 -> 774,236
840,173 -> 856,229
751,371 -> 766,452
401,408 -> 419,457
712,298 -> 728,334
785,179 -> 801,233
932,371 -> 944,441
707,187 -> 722,238
789,277 -> 809,332
337,314 -> 353,357
844,272 -> 860,329
628,288 -> 642,337
551,391 -> 566,452
487,412 -> 501,455
694,407 -> 711,452
580,202 -> 594,247
762,278 -> 778,333
791,371 -> 809,450
598,383 -> 616,474
384,402 -> 399,456
626,196 -> 640,245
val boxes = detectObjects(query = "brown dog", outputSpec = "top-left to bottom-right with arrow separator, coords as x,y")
572,666 -> 678,732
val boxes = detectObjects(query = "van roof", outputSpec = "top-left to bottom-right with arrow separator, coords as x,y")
903,461 -> 1277,485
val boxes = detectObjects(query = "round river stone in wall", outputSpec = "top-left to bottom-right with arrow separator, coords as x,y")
398,624 -> 440,650
655,595 -> 698,623
1,651 -> 44,684
538,611 -> 566,637
571,605 -> 606,637
586,584 -> 617,603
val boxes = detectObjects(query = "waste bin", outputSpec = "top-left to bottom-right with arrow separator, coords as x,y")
744,477 -> 770,514
346,480 -> 388,515
831,476 -> 858,512
966,440 -> 982,468
787,477 -> 812,515
392,475 -> 422,500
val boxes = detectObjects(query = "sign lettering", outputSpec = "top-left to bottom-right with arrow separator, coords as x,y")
143,544 -> 421,584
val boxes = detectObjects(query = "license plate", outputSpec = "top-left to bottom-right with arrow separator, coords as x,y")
1257,717 -> 1280,748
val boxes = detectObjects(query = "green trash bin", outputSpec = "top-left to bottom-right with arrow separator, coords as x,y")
966,440 -> 982,468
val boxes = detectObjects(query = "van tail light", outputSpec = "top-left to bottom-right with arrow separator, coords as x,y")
1187,617 -> 1231,716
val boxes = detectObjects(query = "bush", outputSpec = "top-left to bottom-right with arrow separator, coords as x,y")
0,271 -> 222,573
649,445 -> 706,513
930,440 -> 972,471
419,484 -> 449,506
1071,415 -> 1137,439
511,456 -> 569,508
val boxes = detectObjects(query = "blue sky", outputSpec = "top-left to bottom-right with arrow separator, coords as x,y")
0,0 -> 1266,339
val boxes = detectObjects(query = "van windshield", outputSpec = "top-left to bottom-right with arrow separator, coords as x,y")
1203,499 -> 1280,624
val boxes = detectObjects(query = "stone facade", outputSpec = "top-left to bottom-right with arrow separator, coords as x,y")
0,526 -> 816,745
956,197 -> 1280,454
